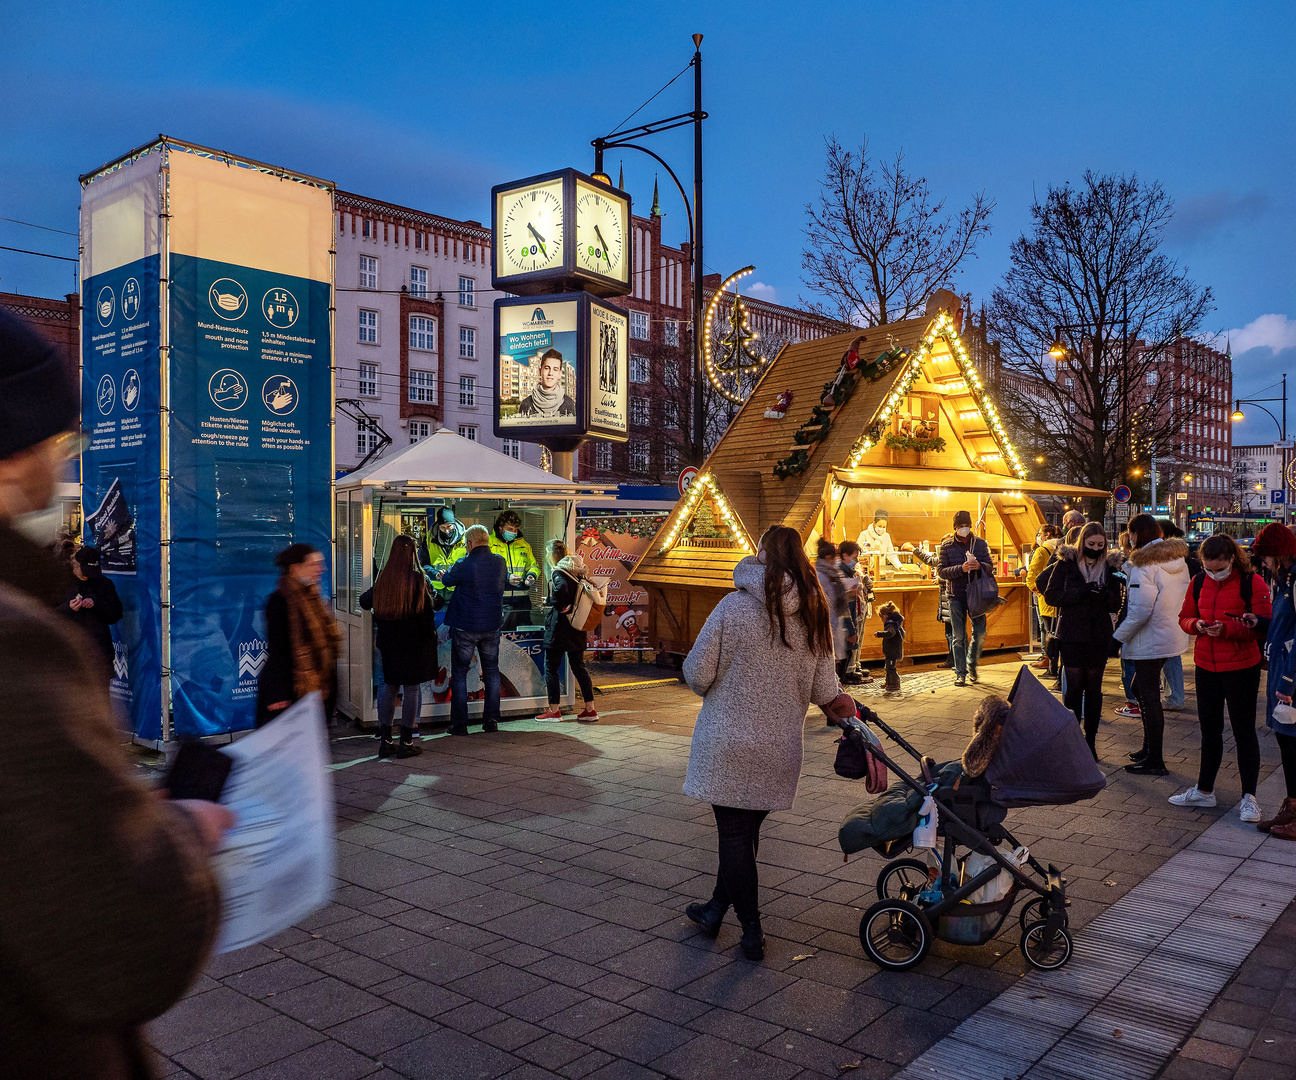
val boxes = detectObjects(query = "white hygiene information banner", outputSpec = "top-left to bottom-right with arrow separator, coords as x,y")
212,693 -> 335,953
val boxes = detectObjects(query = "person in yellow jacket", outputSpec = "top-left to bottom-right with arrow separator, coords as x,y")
420,507 -> 467,596
490,509 -> 540,629
1026,523 -> 1062,675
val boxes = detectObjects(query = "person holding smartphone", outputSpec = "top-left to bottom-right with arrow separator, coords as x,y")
1171,534 -> 1271,820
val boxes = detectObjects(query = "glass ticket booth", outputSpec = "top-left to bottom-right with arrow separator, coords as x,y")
331,435 -> 610,727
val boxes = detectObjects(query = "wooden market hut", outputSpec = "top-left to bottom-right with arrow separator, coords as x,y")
630,291 -> 1108,662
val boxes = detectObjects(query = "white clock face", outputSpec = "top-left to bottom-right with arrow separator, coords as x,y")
575,181 -> 628,284
498,180 -> 565,275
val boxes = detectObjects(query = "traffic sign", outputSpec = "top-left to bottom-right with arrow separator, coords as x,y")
1115,503 -> 1131,522
677,466 -> 699,496
1273,490 -> 1287,505
1276,441 -> 1294,449
1113,485 -> 1132,503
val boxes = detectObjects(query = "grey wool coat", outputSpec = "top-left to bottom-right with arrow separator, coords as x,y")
682,557 -> 842,811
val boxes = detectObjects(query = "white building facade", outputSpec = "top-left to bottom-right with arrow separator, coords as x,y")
1233,444 -> 1291,514
334,191 -> 538,470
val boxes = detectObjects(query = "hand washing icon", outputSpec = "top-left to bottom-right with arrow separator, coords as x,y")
262,376 -> 299,416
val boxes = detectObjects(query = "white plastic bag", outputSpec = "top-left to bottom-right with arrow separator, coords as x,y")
963,844 -> 1028,905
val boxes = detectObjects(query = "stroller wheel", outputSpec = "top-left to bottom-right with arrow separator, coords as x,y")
860,899 -> 932,971
1020,920 -> 1073,970
877,858 -> 931,902
1019,898 -> 1046,932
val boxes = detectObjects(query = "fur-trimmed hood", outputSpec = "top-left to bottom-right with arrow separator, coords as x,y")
1126,537 -> 1189,570
962,696 -> 1011,777
1055,545 -> 1125,571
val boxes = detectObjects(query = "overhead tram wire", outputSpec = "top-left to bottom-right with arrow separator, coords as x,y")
0,244 -> 77,262
0,216 -> 78,237
609,60 -> 694,138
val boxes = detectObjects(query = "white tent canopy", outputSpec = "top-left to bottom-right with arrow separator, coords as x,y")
336,429 -> 610,496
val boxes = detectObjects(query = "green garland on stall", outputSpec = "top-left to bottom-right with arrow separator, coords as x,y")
883,431 -> 947,454
775,348 -> 911,479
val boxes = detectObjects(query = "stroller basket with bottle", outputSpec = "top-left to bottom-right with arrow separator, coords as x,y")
832,666 -> 1106,972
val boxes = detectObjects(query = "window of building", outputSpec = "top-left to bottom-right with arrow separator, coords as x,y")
459,374 -> 476,407
359,255 -> 377,290
408,369 -> 436,404
1146,371 -> 1157,385
664,319 -> 679,347
362,219 -> 371,239
630,354 -> 649,383
459,326 -> 476,359
664,400 -> 678,428
358,309 -> 378,344
458,424 -> 477,441
665,444 -> 680,473
664,361 -> 679,389
458,276 -> 475,307
630,310 -> 649,340
629,439 -> 649,473
409,421 -> 431,444
595,442 -> 613,471
410,266 -> 428,298
356,421 -> 379,457
630,397 -> 650,425
409,315 -> 436,351
502,438 -> 521,460
358,362 -> 377,398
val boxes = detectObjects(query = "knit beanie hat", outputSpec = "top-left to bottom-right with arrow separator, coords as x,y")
953,510 -> 973,528
1251,522 -> 1296,558
0,308 -> 79,460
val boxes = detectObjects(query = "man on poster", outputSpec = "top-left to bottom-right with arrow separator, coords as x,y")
517,349 -> 575,419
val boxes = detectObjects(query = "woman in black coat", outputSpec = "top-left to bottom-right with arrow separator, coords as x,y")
535,539 -> 598,722
59,545 -> 123,687
1042,521 -> 1125,758
359,534 -> 439,758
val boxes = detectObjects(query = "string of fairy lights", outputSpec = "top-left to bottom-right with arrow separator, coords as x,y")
657,472 -> 753,554
702,265 -> 770,405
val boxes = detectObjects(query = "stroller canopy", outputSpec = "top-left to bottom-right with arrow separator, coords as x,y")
984,667 -> 1107,807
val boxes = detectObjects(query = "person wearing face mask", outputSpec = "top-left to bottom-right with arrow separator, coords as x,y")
1170,534 -> 1270,821
1042,522 -> 1125,758
1246,523 -> 1296,837
836,541 -> 873,684
421,506 -> 467,597
1027,524 -> 1063,676
938,510 -> 995,686
489,510 -> 540,630
0,310 -> 230,1077
1112,513 -> 1192,777
815,539 -> 852,688
856,508 -> 904,572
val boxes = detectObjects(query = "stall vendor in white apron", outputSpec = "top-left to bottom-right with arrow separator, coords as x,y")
857,509 -> 905,572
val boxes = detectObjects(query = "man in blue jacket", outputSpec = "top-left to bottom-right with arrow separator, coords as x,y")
938,509 -> 995,686
441,524 -> 507,735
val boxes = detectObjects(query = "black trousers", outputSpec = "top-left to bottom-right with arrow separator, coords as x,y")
1131,658 -> 1168,766
1195,664 -> 1262,795
545,641 -> 595,705
710,805 -> 769,925
1279,732 -> 1296,799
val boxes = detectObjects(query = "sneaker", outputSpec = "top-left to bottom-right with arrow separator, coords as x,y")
1240,794 -> 1263,823
1124,761 -> 1168,776
1169,785 -> 1216,808
577,706 -> 599,722
954,676 -> 967,687
534,707 -> 564,721
1114,704 -> 1141,719
968,669 -> 980,684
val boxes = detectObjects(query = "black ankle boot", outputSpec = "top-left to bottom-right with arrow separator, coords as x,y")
397,729 -> 423,758
740,918 -> 765,961
378,726 -> 397,759
685,898 -> 726,937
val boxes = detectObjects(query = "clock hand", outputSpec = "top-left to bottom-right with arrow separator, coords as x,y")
594,224 -> 612,264
526,223 -> 547,256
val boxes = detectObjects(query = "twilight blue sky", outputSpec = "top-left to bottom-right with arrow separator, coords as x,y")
2,2 -> 1292,443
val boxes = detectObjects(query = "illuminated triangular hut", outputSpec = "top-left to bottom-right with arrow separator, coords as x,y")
630,291 -> 1107,662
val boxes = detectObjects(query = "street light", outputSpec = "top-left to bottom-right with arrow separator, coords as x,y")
1048,327 -> 1068,360
1034,455 -> 1045,464
1231,375 -> 1289,523
1231,408 -> 1246,422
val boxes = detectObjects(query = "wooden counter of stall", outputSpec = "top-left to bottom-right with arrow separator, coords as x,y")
629,291 -> 1108,663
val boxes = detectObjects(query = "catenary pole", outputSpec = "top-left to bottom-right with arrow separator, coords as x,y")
691,35 -> 705,466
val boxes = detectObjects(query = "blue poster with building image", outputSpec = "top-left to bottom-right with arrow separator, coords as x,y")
168,254 -> 332,737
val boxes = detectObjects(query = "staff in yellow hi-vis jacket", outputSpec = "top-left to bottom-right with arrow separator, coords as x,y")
420,507 -> 467,595
489,510 -> 539,630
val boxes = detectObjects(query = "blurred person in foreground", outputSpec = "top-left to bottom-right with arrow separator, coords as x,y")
0,309 -> 230,1078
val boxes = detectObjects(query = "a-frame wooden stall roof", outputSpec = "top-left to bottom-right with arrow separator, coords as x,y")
632,299 -> 1031,592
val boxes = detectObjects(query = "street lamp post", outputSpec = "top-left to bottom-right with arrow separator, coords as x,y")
592,34 -> 708,466
1231,374 -> 1289,524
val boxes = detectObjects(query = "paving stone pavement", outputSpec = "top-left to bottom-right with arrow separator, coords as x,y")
147,656 -> 1293,1080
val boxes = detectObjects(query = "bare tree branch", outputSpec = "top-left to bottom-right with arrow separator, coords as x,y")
800,136 -> 994,326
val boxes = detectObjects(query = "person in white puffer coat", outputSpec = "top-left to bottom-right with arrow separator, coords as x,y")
1113,513 -> 1191,776
681,525 -> 855,962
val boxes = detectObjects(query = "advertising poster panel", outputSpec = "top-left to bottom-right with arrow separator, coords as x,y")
80,153 -> 164,739
165,150 -> 333,737
575,513 -> 666,650
588,301 -> 627,437
497,300 -> 579,430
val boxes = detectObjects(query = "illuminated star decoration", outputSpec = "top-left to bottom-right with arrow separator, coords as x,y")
704,266 -> 770,404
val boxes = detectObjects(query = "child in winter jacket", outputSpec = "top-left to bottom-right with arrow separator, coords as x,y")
875,601 -> 905,692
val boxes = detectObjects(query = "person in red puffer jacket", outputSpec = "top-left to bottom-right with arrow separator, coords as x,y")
1171,534 -> 1272,821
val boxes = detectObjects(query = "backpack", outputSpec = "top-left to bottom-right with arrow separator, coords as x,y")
561,569 -> 608,633
1190,570 -> 1254,611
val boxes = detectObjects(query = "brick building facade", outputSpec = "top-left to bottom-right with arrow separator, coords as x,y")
0,290 -> 81,376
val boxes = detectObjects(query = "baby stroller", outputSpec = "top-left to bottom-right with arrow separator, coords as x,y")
833,667 -> 1106,972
